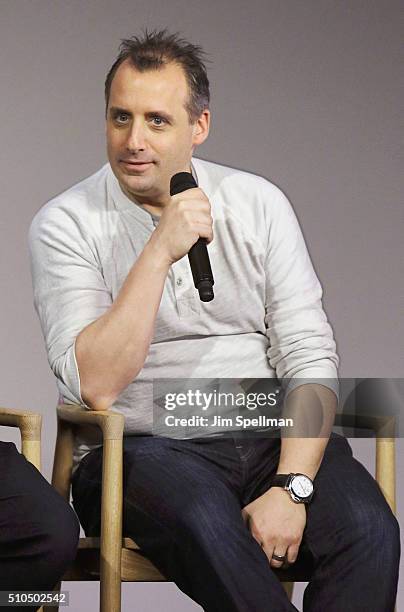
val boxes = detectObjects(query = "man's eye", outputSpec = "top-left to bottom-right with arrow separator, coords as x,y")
151,116 -> 166,126
115,113 -> 129,123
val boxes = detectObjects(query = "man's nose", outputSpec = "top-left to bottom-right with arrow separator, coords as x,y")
126,121 -> 147,151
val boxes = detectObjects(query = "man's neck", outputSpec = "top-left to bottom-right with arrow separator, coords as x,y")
121,163 -> 194,218
120,185 -> 168,217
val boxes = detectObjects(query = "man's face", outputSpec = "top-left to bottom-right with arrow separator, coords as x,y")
106,59 -> 210,208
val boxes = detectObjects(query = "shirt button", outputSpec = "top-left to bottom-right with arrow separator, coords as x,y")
176,277 -> 183,287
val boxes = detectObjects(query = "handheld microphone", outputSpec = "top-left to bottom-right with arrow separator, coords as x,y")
170,172 -> 214,302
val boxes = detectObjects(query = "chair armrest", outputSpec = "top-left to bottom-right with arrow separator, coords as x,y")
56,403 -> 125,440
52,404 -> 124,499
54,403 -> 124,594
334,412 -> 396,437
0,406 -> 42,470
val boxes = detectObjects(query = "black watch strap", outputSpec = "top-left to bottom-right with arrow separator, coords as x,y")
271,473 -> 292,488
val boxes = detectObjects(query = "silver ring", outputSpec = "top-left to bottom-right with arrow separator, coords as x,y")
271,553 -> 287,562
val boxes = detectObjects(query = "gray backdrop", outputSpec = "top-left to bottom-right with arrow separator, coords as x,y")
1,0 -> 402,610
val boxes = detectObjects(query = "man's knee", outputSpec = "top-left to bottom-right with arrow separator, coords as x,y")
366,505 -> 400,562
344,497 -> 400,564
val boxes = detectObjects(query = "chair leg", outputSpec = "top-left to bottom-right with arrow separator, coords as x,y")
100,438 -> 123,612
46,581 -> 61,612
282,580 -> 294,601
100,570 -> 121,612
375,437 -> 396,513
375,435 -> 397,611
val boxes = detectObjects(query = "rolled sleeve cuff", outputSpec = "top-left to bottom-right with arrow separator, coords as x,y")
281,367 -> 339,405
54,337 -> 92,410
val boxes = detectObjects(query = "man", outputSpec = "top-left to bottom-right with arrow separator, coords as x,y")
0,441 -> 79,611
28,29 -> 400,611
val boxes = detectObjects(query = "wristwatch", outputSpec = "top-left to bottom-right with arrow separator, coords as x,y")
270,473 -> 314,504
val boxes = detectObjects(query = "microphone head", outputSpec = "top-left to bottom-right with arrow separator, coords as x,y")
170,172 -> 197,196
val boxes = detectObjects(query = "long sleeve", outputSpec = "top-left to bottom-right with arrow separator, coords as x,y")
264,187 -> 339,401
28,205 -> 113,407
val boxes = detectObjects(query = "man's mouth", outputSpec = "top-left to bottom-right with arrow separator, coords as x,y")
119,159 -> 154,172
120,159 -> 154,165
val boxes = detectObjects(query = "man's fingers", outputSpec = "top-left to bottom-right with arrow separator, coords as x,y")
286,543 -> 300,565
260,540 -> 300,568
271,543 -> 300,568
268,544 -> 288,568
241,510 -> 299,569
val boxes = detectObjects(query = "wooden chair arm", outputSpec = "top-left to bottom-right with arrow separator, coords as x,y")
52,404 -> 124,499
334,412 -> 396,437
56,403 -> 125,440
0,406 -> 42,470
53,403 -> 124,606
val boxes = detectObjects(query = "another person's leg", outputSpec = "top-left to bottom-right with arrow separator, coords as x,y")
0,442 -> 80,611
242,432 -> 400,612
72,435 -> 297,612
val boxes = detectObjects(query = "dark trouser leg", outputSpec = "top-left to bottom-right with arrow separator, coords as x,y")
0,442 -> 80,611
242,432 -> 401,612
301,434 -> 400,612
72,435 -> 297,612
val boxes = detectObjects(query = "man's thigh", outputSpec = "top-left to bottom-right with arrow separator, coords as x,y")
122,436 -> 246,541
72,435 -> 246,539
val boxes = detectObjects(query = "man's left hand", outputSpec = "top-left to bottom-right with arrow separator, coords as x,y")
241,486 -> 307,568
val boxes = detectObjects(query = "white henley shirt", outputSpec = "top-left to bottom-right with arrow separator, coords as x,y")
28,156 -> 339,472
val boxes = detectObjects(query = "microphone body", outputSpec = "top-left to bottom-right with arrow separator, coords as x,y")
169,172 -> 214,302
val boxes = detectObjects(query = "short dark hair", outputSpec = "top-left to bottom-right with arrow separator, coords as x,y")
105,28 -> 211,123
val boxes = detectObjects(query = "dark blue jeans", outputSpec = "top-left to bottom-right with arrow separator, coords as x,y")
72,432 -> 400,612
0,442 -> 80,611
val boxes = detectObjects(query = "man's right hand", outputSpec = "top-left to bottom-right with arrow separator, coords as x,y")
149,187 -> 214,266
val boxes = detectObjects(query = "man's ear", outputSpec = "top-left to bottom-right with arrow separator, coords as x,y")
192,109 -> 210,146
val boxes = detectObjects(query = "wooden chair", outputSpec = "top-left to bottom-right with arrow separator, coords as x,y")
0,406 -> 44,612
50,404 -> 397,612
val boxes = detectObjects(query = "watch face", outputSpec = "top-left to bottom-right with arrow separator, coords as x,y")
291,475 -> 313,498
